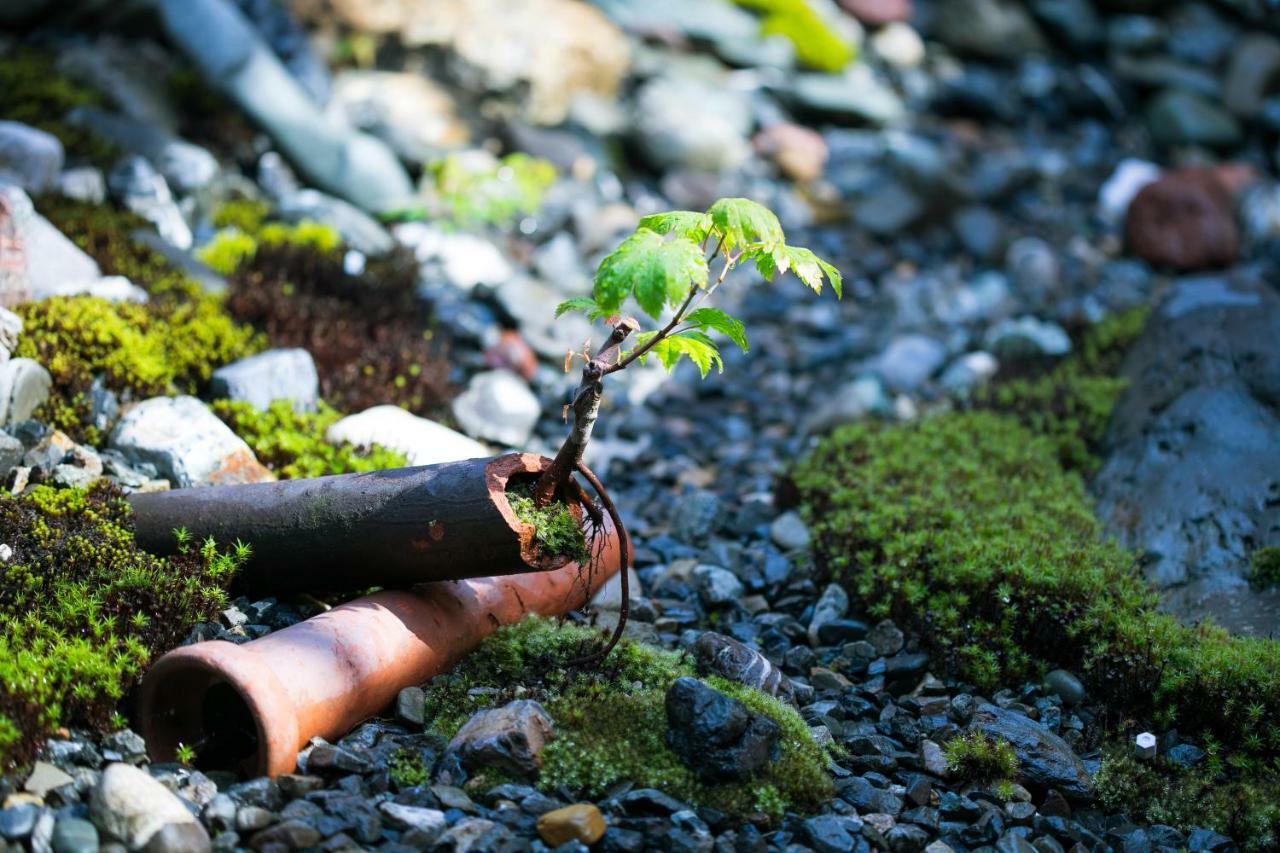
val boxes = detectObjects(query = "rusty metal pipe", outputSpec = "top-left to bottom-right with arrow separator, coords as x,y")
136,515 -> 623,778
128,453 -> 589,594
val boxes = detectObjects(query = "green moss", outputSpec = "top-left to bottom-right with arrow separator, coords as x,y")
0,483 -> 249,769
196,219 -> 342,277
423,617 -> 833,822
15,295 -> 263,443
973,307 -> 1149,472
0,49 -> 117,165
1249,548 -> 1280,591
211,199 -> 271,233
943,731 -> 1019,785
506,482 -> 590,564
212,399 -> 407,479
427,153 -> 557,229
732,0 -> 856,72
389,747 -> 431,788
1094,748 -> 1280,850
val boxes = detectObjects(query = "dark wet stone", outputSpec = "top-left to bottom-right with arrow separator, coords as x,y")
837,776 -> 903,816
665,677 -> 780,783
970,704 -> 1091,799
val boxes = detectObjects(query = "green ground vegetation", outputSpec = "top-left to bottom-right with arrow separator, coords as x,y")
425,153 -> 557,229
506,481 -> 590,564
212,399 -> 407,479
943,731 -> 1019,797
0,49 -> 117,165
732,0 -> 856,72
0,483 -> 248,769
423,617 -> 832,822
794,311 -> 1280,847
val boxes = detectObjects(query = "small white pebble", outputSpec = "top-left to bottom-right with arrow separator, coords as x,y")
0,543 -> 10,562
342,250 -> 366,276
1135,731 -> 1158,760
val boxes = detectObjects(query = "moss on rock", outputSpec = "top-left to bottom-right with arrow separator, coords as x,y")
0,49 -> 117,165
212,399 -> 407,479
426,152 -> 557,230
422,617 -> 832,822
0,483 -> 248,769
732,0 -> 856,72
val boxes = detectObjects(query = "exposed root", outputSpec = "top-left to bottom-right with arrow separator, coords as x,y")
566,460 -> 630,667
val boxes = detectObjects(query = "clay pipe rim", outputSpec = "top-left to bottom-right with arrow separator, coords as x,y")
485,452 -> 593,572
137,640 -> 299,779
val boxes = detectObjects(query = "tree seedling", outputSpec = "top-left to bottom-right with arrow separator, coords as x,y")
532,197 -> 841,659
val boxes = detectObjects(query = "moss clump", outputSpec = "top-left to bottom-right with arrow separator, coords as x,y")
796,412 -> 1280,757
1094,747 -> 1280,850
1249,548 -> 1280,591
0,49 -> 117,165
212,399 -> 407,479
732,0 -> 856,72
943,731 -> 1019,787
427,153 -> 557,229
506,482 -> 590,564
210,199 -> 271,233
0,483 -> 248,768
15,296 -> 263,444
973,307 -> 1149,472
226,240 -> 452,418
389,747 -> 431,788
196,219 -> 343,276
423,617 -> 832,822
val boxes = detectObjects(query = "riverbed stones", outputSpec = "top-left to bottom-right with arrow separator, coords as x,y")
970,703 -> 1091,799
89,763 -> 210,852
448,700 -> 555,779
665,677 -> 780,783
109,395 -> 274,488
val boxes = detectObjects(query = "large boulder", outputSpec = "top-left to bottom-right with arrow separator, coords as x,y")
0,184 -> 101,307
1094,273 -> 1280,634
109,396 -> 274,487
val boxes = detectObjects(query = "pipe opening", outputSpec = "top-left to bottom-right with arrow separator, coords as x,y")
145,666 -> 263,775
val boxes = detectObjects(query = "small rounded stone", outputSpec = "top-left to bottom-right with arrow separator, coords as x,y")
536,804 -> 606,847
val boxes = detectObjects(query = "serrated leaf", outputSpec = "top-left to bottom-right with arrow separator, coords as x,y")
639,210 -> 712,243
706,198 -> 785,253
686,307 -> 749,352
648,330 -> 723,378
784,245 -> 842,299
594,228 -> 708,320
622,329 -> 659,363
555,297 -> 601,318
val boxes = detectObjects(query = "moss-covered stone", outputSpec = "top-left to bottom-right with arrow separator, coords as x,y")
212,399 -> 407,479
0,483 -> 248,769
1249,547 -> 1280,591
422,617 -> 832,822
1094,747 -> 1279,850
943,731 -> 1019,787
795,309 -> 1280,846
0,50 -> 117,165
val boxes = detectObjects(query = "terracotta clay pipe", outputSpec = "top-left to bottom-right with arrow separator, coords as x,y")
136,512 -> 625,778
128,453 -> 593,594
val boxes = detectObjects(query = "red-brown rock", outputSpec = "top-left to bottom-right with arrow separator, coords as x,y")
484,329 -> 539,381
1124,168 -> 1239,271
839,0 -> 914,26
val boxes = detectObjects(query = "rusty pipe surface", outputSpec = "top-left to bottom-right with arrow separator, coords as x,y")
137,513 -> 624,778
128,453 -> 583,593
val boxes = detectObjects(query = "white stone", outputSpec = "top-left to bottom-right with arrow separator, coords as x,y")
44,275 -> 149,303
0,358 -> 51,428
984,316 -> 1071,359
939,351 -> 1000,396
393,222 -> 512,292
0,544 -> 11,562
109,396 -> 273,488
56,166 -> 107,204
326,405 -> 489,467
210,348 -> 320,411
379,802 -> 447,836
770,511 -> 810,551
0,307 -> 21,361
1,183 -> 102,303
808,582 -> 849,646
691,564 -> 744,606
89,763 -> 209,851
451,370 -> 541,448
872,23 -> 926,69
1134,731 -> 1158,760
0,121 -> 64,193
1099,159 -> 1161,224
